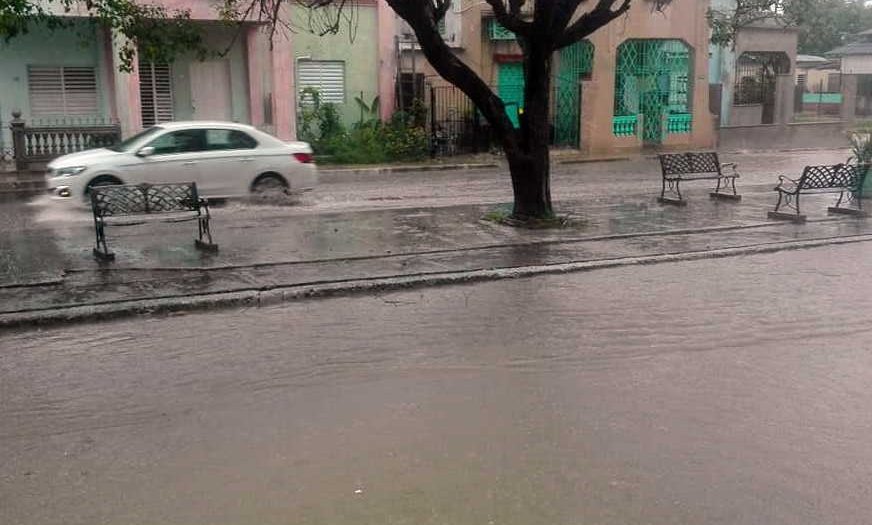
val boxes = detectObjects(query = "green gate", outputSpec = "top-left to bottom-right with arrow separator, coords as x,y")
555,40 -> 594,147
498,62 -> 525,128
614,39 -> 691,144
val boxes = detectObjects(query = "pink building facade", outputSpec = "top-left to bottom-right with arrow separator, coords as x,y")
1,0 -> 400,147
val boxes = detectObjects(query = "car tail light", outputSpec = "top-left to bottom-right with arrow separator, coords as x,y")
293,152 -> 314,164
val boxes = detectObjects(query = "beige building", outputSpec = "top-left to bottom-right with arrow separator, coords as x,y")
395,0 -> 715,154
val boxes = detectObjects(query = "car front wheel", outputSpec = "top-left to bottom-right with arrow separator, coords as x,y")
84,176 -> 123,203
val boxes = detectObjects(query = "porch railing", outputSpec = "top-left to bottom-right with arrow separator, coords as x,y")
10,111 -> 121,171
666,113 -> 692,134
612,115 -> 639,137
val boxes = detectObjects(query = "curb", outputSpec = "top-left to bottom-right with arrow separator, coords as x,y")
555,156 -> 633,165
321,162 -> 500,175
3,232 -> 872,330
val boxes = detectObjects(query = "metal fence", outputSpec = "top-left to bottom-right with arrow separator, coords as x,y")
8,112 -> 121,171
424,81 -> 581,157
795,74 -> 843,121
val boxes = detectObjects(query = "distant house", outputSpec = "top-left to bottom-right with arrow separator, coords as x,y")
394,0 -> 716,155
0,0 -> 297,159
796,55 -> 840,93
708,13 -> 799,127
290,2 -> 382,129
826,28 -> 872,118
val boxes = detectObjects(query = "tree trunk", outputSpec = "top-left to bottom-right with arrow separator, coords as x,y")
507,38 -> 553,220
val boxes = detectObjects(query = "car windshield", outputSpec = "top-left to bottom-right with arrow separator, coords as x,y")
108,126 -> 164,152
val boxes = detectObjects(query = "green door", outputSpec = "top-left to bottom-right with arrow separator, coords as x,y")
498,62 -> 525,128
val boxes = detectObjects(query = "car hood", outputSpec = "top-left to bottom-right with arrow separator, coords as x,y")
47,148 -> 124,169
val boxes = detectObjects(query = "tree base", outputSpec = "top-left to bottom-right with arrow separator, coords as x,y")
482,208 -> 586,229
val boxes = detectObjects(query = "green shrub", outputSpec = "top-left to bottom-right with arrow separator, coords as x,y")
297,89 -> 429,164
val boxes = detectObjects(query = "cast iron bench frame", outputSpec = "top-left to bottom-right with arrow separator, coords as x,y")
658,152 -> 741,206
90,182 -> 218,261
768,163 -> 869,223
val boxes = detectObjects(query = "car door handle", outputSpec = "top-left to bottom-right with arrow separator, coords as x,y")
240,158 -> 255,162
182,161 -> 197,166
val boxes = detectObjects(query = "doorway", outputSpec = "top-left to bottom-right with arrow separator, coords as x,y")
189,60 -> 232,121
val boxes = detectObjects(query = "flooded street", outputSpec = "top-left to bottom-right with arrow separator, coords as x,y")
3,242 -> 872,524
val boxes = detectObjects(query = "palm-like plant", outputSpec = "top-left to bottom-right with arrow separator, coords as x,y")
848,130 -> 872,166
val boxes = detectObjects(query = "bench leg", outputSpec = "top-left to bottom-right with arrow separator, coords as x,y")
195,215 -> 219,253
710,177 -> 742,201
92,218 -> 115,262
658,178 -> 687,206
768,191 -> 806,222
829,189 -> 869,217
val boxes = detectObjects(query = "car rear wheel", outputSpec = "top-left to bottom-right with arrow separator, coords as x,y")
251,174 -> 289,203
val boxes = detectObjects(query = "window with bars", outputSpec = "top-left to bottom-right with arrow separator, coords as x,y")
139,62 -> 174,127
27,66 -> 99,117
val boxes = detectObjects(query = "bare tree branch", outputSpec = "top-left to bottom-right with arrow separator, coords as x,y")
483,0 -> 533,36
554,0 -> 631,50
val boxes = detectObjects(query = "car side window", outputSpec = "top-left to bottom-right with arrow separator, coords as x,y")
206,129 -> 258,151
147,130 -> 207,155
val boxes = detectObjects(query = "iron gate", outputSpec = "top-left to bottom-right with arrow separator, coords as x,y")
425,83 -> 583,156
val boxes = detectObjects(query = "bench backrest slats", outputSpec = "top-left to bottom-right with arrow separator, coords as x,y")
659,152 -> 722,176
798,164 -> 868,191
91,182 -> 200,218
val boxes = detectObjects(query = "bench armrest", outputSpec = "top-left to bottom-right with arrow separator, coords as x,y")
720,162 -> 740,177
774,175 -> 800,192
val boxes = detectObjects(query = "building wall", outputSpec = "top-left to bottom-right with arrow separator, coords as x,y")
0,21 -> 116,154
395,0 -> 715,153
291,4 -> 380,127
167,24 -> 251,124
841,56 -> 872,75
798,66 -> 839,92
580,0 -> 716,153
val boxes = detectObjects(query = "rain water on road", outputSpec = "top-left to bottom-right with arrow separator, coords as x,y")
3,242 -> 872,524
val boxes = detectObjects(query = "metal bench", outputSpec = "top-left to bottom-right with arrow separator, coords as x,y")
768,164 -> 869,223
658,152 -> 741,205
90,182 -> 217,261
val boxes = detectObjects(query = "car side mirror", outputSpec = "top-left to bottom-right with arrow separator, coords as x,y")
137,146 -> 155,158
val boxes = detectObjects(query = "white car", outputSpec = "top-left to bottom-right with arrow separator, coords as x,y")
46,121 -> 317,202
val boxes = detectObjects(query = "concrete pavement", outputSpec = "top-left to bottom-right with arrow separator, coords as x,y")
0,148 -> 867,327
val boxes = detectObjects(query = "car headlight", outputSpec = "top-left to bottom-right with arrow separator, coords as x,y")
55,166 -> 87,177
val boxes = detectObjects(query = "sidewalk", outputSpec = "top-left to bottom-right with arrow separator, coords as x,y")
2,182 -> 871,327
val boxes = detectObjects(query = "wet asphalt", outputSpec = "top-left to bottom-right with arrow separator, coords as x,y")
3,242 -> 872,524
4,149 -> 872,523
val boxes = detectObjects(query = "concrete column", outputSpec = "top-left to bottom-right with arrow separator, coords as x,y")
377,1 -> 397,122
246,25 -> 266,129
109,32 -> 142,137
97,27 -> 119,123
270,30 -> 295,140
841,74 -> 858,124
775,73 -> 795,125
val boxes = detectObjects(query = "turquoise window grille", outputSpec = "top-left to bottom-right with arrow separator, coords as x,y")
488,20 -> 516,41
613,39 -> 692,143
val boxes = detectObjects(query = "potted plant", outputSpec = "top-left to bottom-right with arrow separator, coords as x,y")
848,128 -> 872,198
